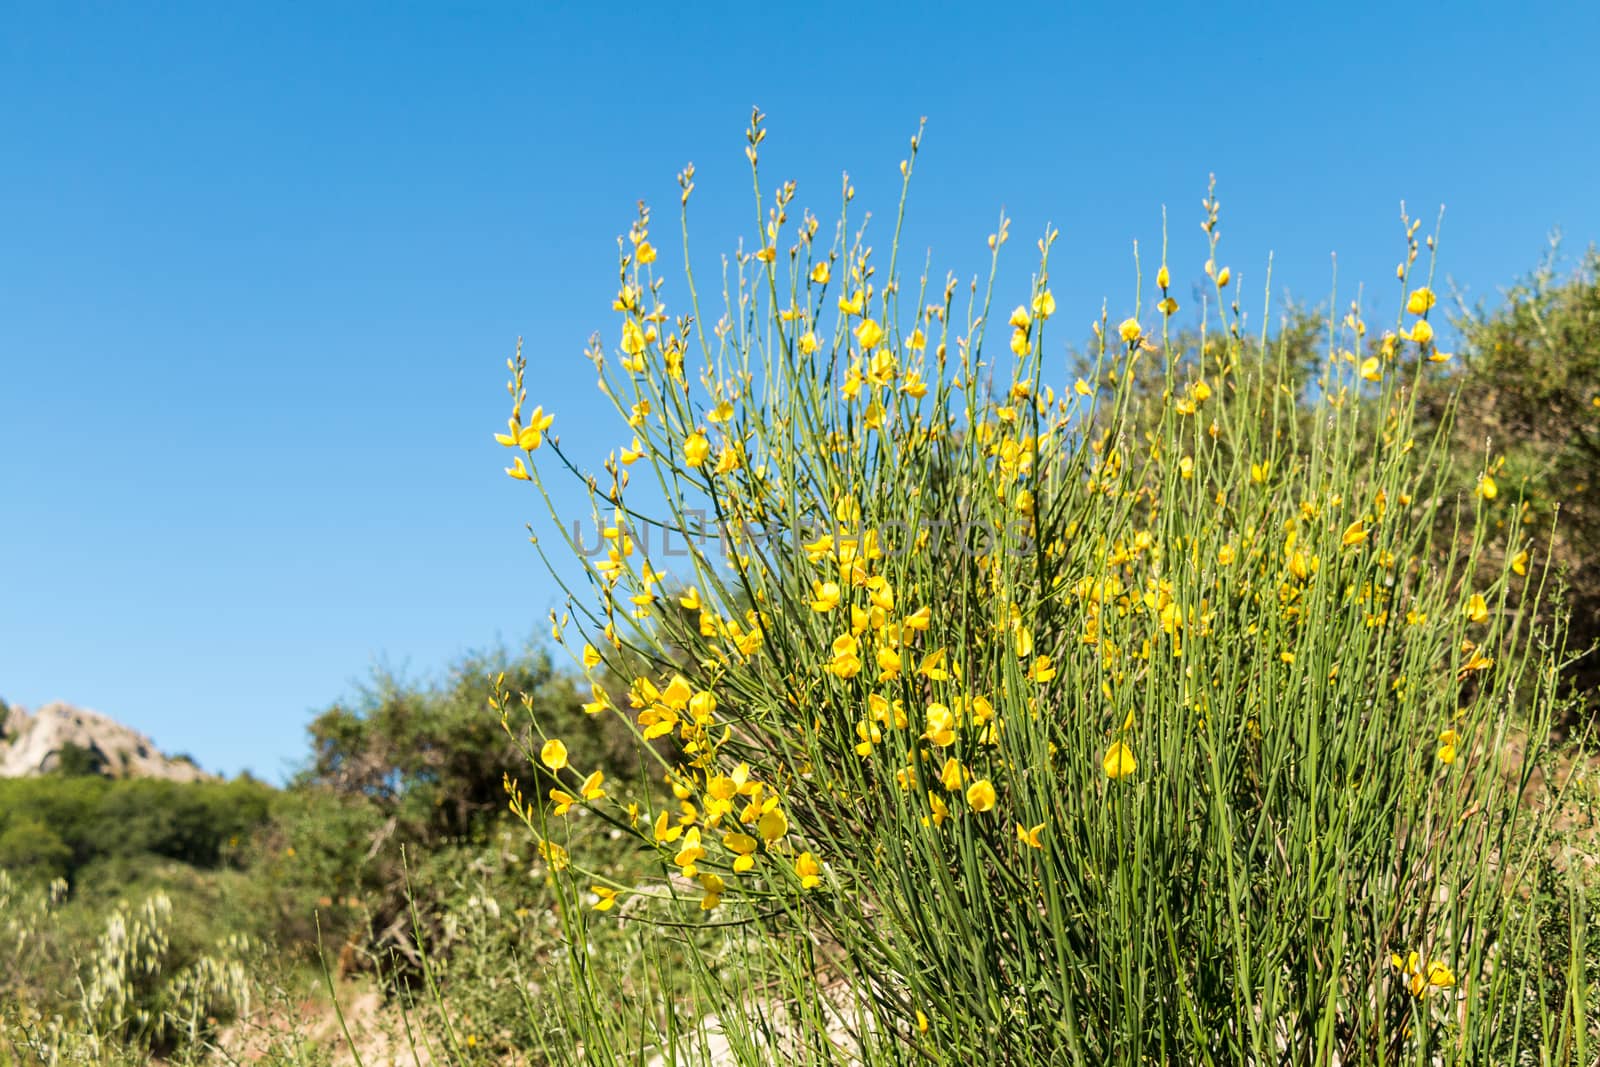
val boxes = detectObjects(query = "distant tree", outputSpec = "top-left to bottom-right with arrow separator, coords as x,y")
52,741 -> 108,778
299,644 -> 628,840
283,644 -> 639,973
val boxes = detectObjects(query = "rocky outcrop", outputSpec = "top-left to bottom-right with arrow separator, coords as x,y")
0,700 -> 210,782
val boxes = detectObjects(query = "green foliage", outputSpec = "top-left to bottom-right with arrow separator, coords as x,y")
299,645 -> 622,839
0,817 -> 72,882
0,775 -> 274,882
1455,245 -> 1600,501
274,646 -> 639,976
52,740 -> 109,777
1427,243 -> 1600,685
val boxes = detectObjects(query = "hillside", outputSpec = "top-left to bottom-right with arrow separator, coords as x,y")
0,699 -> 210,782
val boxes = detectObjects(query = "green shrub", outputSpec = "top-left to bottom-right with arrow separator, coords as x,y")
0,817 -> 72,883
0,776 -> 274,882
272,647 -> 640,977
1419,243 -> 1600,702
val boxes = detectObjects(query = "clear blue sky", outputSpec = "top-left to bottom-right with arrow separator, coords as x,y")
4,3 -> 1598,781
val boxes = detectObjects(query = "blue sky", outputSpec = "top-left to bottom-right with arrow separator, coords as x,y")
3,2 -> 1598,781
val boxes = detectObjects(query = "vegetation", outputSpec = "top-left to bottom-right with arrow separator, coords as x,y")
0,775 -> 273,883
3,124 -> 1598,1066
491,116 -> 1600,1064
1423,244 -> 1600,699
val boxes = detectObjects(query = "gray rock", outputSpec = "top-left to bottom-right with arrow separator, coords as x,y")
0,700 -> 212,782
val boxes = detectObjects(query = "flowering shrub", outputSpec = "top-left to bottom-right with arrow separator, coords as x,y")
496,113 -> 1593,1064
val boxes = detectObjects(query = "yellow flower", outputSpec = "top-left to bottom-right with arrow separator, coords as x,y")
1359,357 -> 1382,382
517,407 -> 555,450
827,632 -> 863,678
1477,474 -> 1497,500
1015,822 -> 1045,849
1437,728 -> 1459,765
1215,266 -> 1231,287
1342,520 -> 1368,547
794,851 -> 823,889
1009,305 -> 1031,330
923,704 -> 957,748
674,828 -> 707,876
537,839 -> 569,871
1032,290 -> 1056,319
621,319 -> 647,355
965,779 -> 997,812
592,885 -> 619,912
1465,593 -> 1488,624
505,457 -> 531,481
540,739 -> 568,771
1406,287 -> 1436,315
757,807 -> 789,842
580,770 -> 605,800
1158,296 -> 1179,316
582,643 -> 602,670
1287,550 -> 1310,581
698,872 -> 724,911
683,431 -> 711,468
809,261 -> 830,285
635,241 -> 657,265
1010,327 -> 1030,356
1511,549 -> 1529,576
1410,319 -> 1435,345
1392,951 -> 1455,997
1103,741 -> 1136,780
652,810 -> 682,844
810,580 -> 841,612
1118,318 -> 1142,344
936,757 -> 963,792
724,831 -> 758,872
855,319 -> 884,350
1156,265 -> 1170,289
